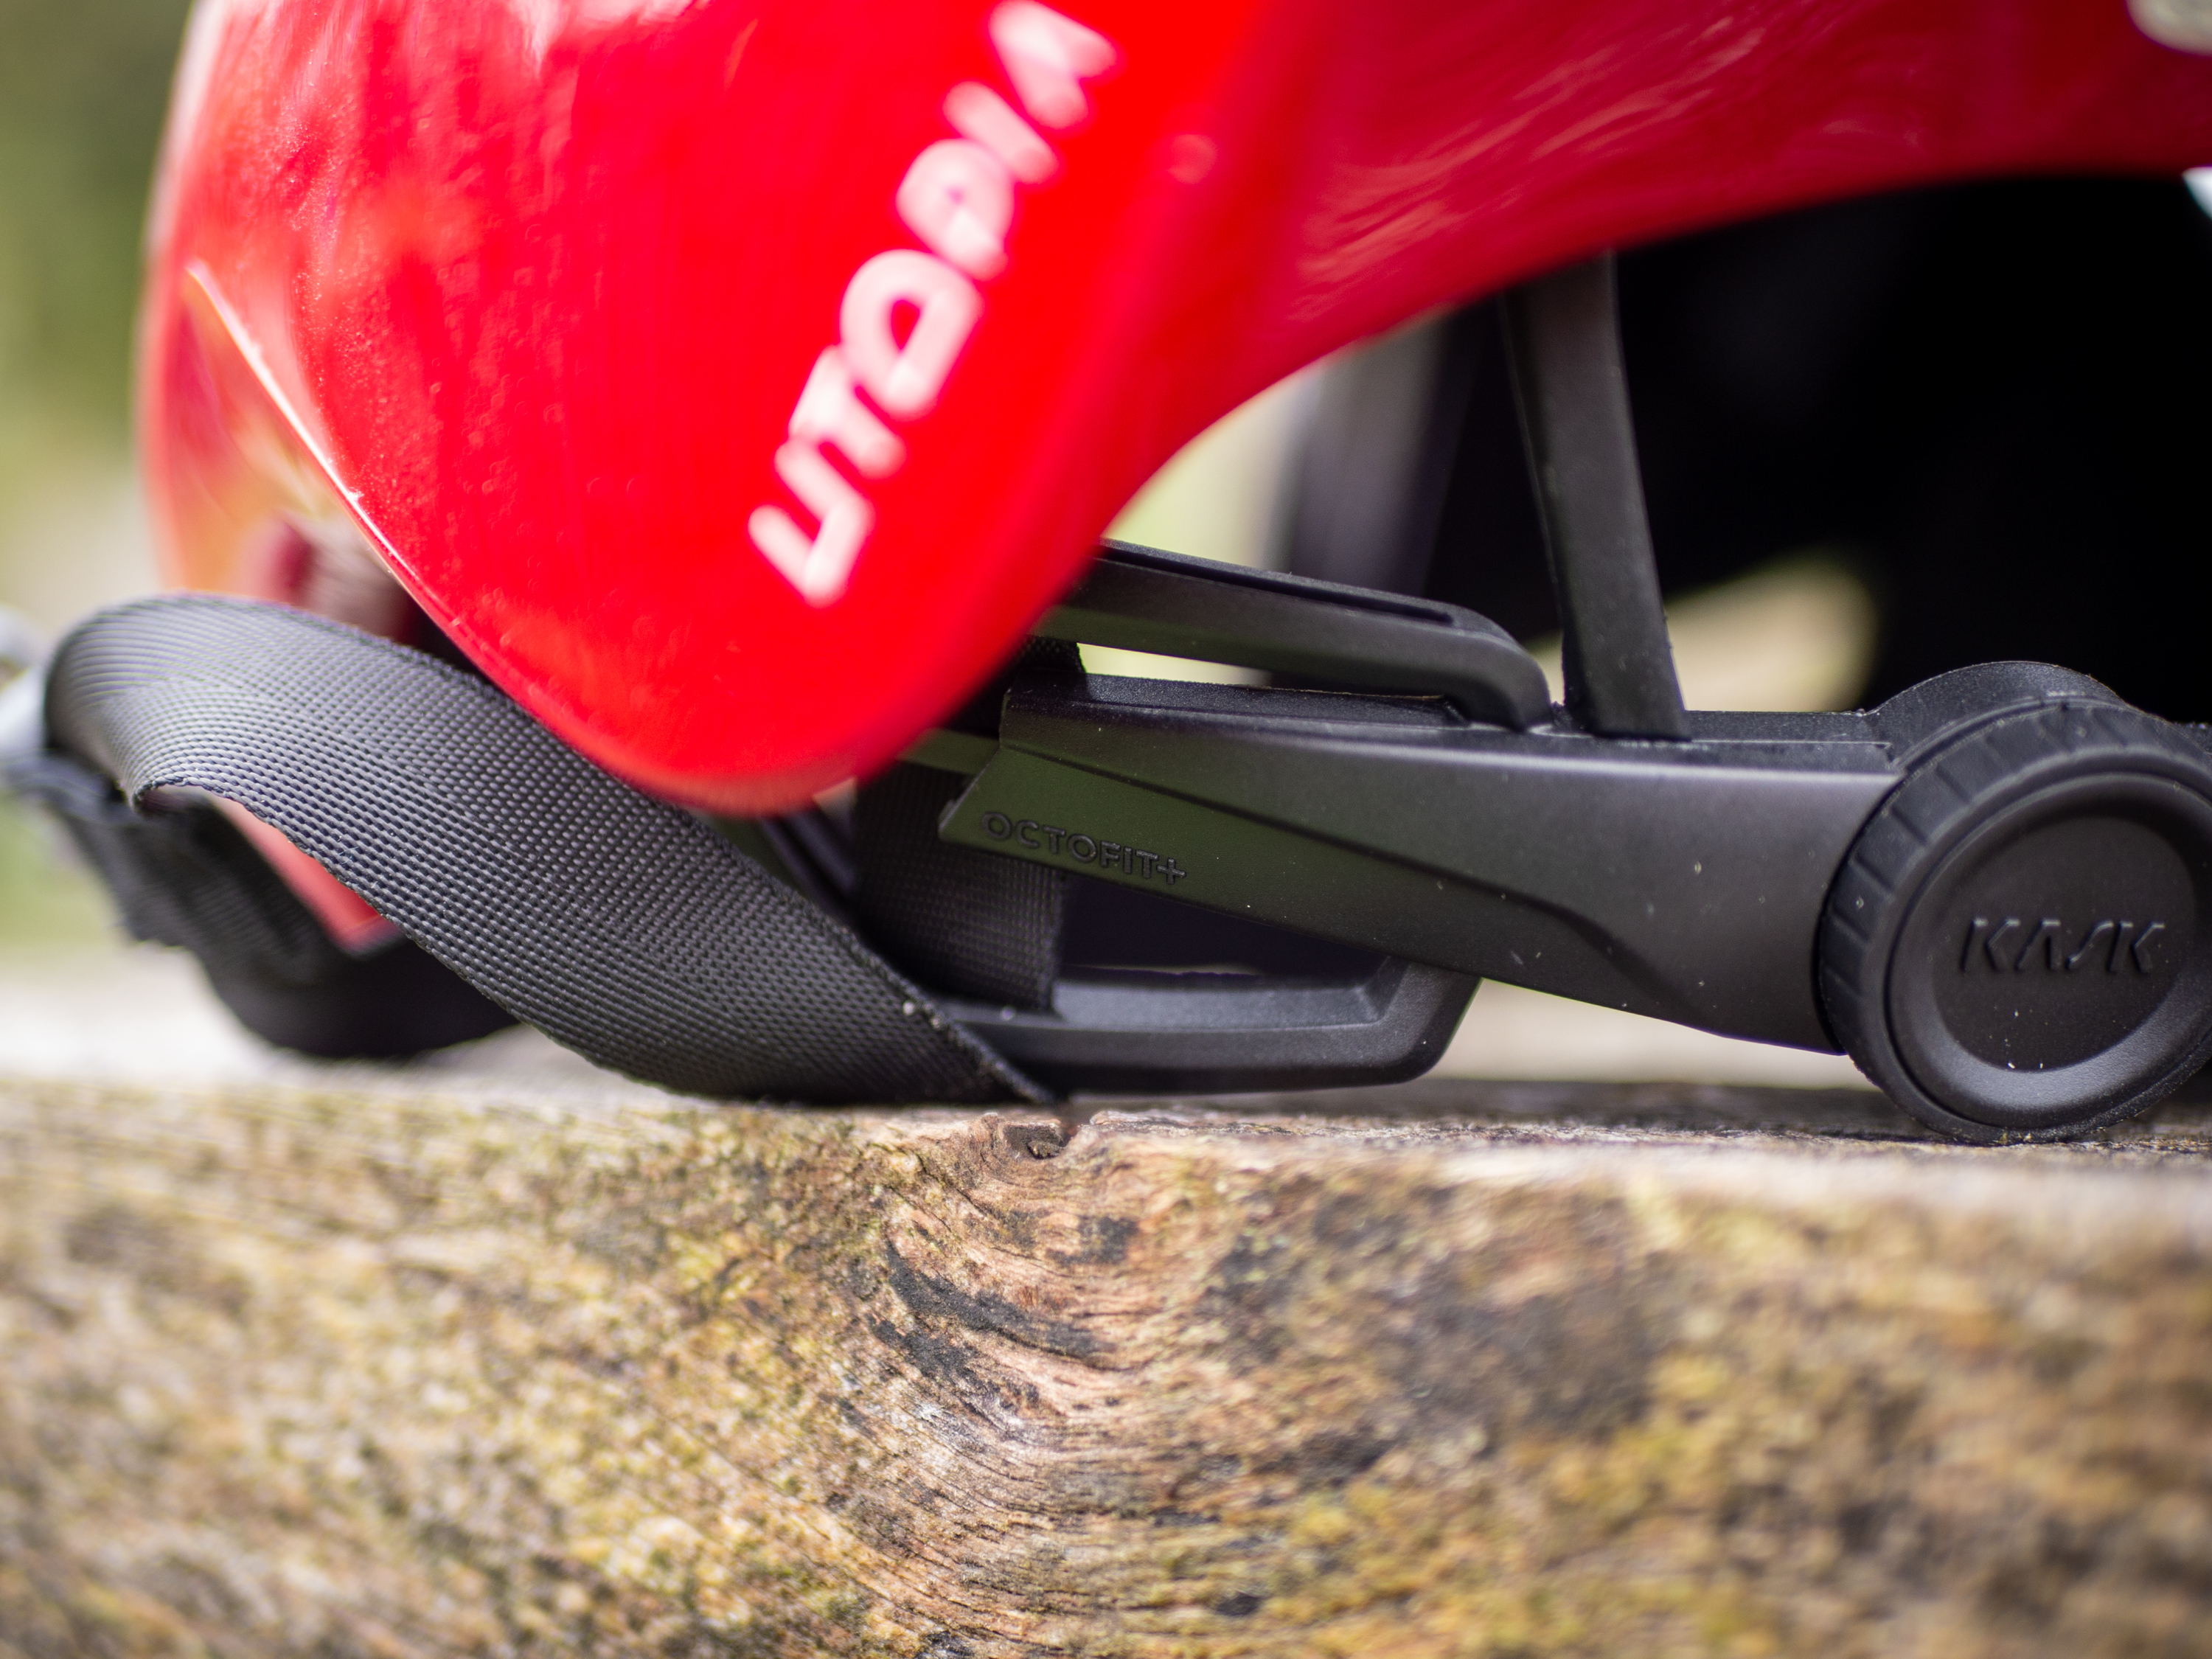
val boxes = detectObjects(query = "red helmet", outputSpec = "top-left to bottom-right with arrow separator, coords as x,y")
10,0 -> 2212,1138
141,0 -> 2212,807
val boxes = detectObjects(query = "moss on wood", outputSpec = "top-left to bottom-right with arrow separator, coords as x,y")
4,1076 -> 2212,1656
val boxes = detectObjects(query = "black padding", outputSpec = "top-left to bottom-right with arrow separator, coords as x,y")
211,942 -> 518,1059
38,594 -> 1040,1105
849,634 -> 1077,1008
13,748 -> 514,1058
854,762 -> 1066,1009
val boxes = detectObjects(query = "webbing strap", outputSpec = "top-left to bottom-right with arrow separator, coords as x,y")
38,594 -> 1042,1105
11,742 -> 519,1059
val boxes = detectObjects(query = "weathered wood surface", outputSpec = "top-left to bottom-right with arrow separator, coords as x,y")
4,1071 -> 2212,1658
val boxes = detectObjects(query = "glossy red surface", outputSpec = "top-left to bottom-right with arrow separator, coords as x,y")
142,0 -> 2212,813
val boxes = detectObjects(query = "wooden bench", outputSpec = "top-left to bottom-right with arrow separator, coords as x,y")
4,1071 -> 2210,1656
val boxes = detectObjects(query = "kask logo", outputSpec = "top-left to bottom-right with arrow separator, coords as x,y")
1961,917 -> 2170,975
747,2 -> 1119,605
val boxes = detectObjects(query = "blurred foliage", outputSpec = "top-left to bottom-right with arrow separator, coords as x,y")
0,0 -> 192,461
1,0 -> 189,948
0,790 -> 109,947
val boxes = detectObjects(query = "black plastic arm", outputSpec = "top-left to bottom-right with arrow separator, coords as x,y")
942,672 -> 1899,1052
936,957 -> 1477,1095
1036,540 -> 1552,728
1502,254 -> 1688,738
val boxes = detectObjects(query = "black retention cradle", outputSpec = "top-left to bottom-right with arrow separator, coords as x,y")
905,255 -> 2212,1140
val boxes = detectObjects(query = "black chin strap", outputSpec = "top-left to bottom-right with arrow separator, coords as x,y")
19,594 -> 1041,1106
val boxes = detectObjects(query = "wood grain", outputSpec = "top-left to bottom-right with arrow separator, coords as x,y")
4,1074 -> 2212,1658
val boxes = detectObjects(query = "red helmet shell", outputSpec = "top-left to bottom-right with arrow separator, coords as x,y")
142,0 -> 2212,811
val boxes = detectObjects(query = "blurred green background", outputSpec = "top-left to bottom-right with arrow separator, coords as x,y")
0,0 -> 193,948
